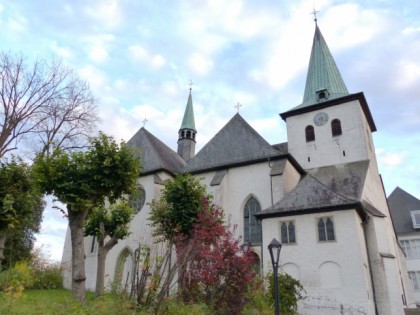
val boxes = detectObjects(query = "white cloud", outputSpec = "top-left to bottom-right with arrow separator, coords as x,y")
78,65 -> 108,93
128,45 -> 166,69
7,16 -> 27,34
84,0 -> 123,30
395,60 -> 420,90
89,44 -> 109,63
188,52 -> 213,75
50,41 -> 72,59
322,4 -> 385,50
376,148 -> 406,168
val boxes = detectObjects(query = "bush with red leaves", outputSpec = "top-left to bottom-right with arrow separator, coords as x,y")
175,200 -> 258,315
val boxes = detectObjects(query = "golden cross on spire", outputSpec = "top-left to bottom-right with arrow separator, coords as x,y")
189,80 -> 194,91
234,102 -> 242,113
310,8 -> 319,24
142,118 -> 148,127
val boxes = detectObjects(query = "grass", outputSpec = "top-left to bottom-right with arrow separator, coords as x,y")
0,289 -> 140,315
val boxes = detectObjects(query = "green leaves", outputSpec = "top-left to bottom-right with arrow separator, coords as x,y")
84,200 -> 134,240
0,157 -> 42,231
34,132 -> 141,211
149,173 -> 211,241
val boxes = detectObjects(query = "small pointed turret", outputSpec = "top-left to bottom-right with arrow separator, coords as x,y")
177,87 -> 197,162
301,23 -> 349,107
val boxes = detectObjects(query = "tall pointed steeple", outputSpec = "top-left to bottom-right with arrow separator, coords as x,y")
300,22 -> 349,107
177,86 -> 197,162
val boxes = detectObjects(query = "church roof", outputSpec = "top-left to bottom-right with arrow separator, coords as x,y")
294,23 -> 349,111
183,113 -> 283,173
179,91 -> 196,132
257,174 -> 358,217
127,127 -> 186,176
307,160 -> 369,200
388,187 -> 420,235
257,160 -> 385,219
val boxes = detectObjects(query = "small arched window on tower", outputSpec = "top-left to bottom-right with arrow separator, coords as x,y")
181,131 -> 185,138
186,130 -> 191,139
305,125 -> 315,142
331,119 -> 342,137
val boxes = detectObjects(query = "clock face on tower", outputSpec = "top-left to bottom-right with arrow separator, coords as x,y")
313,112 -> 329,126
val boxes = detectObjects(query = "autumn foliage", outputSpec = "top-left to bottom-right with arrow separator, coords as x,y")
176,200 -> 258,315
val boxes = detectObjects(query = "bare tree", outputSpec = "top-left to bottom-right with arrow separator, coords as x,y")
0,51 -> 99,159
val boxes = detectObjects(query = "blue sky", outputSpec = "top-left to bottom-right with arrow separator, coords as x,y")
1,0 -> 419,261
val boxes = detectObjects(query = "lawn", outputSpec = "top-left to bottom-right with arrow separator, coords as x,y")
0,290 -> 140,315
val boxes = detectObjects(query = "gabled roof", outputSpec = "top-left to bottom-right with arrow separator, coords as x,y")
183,113 -> 282,173
179,91 -> 196,132
127,127 -> 186,176
257,174 -> 358,218
296,24 -> 348,110
388,187 -> 420,235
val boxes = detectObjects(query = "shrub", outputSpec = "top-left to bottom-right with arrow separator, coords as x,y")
0,261 -> 33,297
268,272 -> 305,314
178,202 -> 258,315
28,246 -> 63,289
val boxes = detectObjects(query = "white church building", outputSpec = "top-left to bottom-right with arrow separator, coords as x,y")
62,22 -> 414,314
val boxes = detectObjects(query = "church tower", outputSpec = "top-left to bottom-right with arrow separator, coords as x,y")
177,87 -> 197,162
281,21 -> 377,170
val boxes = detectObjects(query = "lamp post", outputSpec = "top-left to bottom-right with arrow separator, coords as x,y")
268,238 -> 282,315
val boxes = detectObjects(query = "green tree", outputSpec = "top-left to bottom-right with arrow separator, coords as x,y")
149,173 -> 210,241
149,173 -> 211,290
84,200 -> 134,297
34,132 -> 140,301
0,157 -> 43,270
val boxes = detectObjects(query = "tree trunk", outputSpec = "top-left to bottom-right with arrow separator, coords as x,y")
95,227 -> 118,297
0,230 -> 6,270
68,205 -> 89,302
95,238 -> 107,297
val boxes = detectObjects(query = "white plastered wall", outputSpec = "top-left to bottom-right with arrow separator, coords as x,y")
262,210 -> 375,315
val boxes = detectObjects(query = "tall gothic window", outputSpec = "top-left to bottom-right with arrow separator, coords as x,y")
281,221 -> 296,244
318,217 -> 335,242
243,197 -> 262,245
331,119 -> 342,136
305,125 -> 315,142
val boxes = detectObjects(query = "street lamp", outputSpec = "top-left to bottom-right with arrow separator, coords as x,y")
268,238 -> 282,315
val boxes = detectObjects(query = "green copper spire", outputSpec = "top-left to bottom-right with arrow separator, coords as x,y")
179,89 -> 196,132
301,23 -> 349,107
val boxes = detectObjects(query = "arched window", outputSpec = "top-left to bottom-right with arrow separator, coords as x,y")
280,221 -> 296,244
318,217 -> 335,242
129,185 -> 146,214
243,197 -> 262,245
305,125 -> 315,142
181,131 -> 185,138
331,119 -> 342,136
186,130 -> 191,139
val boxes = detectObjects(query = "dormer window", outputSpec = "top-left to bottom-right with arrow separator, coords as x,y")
305,125 -> 315,142
411,210 -> 420,229
316,88 -> 330,101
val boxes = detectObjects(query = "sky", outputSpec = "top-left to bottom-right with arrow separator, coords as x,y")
0,0 -> 419,261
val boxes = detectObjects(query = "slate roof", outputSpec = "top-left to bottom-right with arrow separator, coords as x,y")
257,174 -> 358,218
127,127 -> 186,176
388,187 -> 420,235
183,113 -> 283,173
307,160 -> 369,200
257,160 -> 385,219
